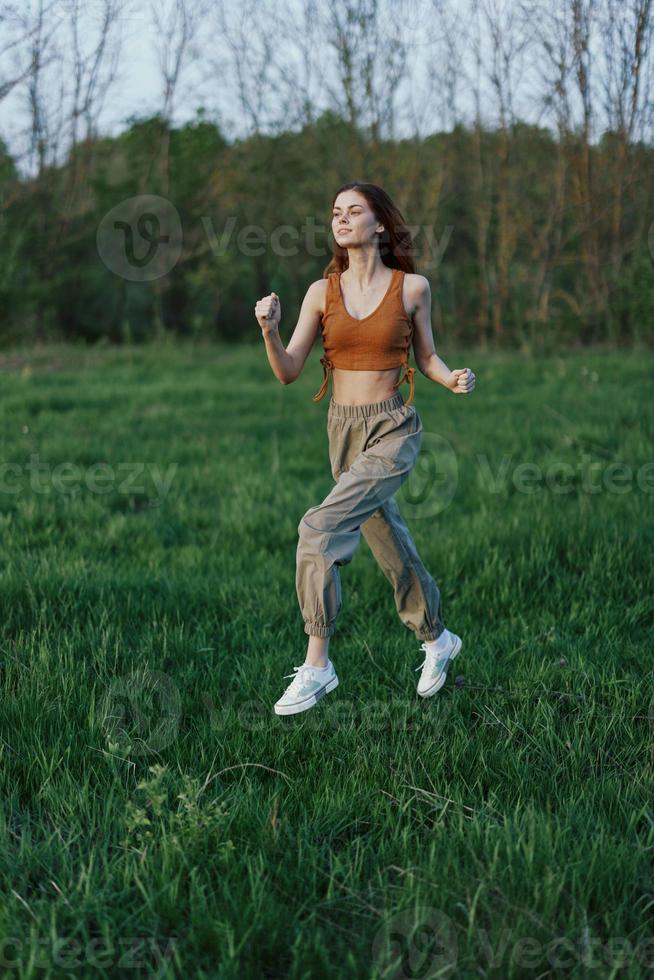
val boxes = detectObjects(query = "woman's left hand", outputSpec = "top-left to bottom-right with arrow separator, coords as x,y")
446,368 -> 475,394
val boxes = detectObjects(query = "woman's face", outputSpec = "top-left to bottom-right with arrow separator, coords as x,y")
332,193 -> 381,247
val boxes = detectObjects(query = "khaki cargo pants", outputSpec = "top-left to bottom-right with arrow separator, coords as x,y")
296,390 -> 446,642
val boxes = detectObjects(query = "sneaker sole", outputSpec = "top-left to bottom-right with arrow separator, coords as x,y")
273,674 -> 339,716
417,635 -> 462,698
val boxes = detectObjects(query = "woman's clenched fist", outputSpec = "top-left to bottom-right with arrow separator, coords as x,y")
255,292 -> 281,332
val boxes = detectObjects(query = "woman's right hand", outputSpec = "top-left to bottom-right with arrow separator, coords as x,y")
255,292 -> 281,332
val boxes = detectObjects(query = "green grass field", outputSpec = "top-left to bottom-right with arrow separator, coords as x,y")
0,340 -> 652,979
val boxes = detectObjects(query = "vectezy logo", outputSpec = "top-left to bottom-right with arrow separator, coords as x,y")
96,195 -> 182,281
400,431 -> 459,519
101,668 -> 181,756
371,907 -> 458,979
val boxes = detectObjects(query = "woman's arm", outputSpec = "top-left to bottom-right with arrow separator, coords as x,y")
407,274 -> 476,395
256,280 -> 325,385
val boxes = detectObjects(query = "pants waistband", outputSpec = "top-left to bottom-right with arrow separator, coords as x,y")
327,391 -> 406,419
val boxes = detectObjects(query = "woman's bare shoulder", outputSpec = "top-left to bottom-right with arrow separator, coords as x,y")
401,273 -> 430,318
403,272 -> 430,291
305,277 -> 330,317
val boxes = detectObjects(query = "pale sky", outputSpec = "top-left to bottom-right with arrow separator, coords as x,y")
0,0 -> 648,179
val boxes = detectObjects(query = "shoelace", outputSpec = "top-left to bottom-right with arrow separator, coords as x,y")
414,640 -> 449,672
282,664 -> 318,696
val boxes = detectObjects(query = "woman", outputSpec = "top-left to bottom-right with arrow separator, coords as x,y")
255,181 -> 475,717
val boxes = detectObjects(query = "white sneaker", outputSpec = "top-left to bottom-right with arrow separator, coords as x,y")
273,659 -> 339,716
415,629 -> 462,697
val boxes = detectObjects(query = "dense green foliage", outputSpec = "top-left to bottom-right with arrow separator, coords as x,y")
1,114 -> 652,352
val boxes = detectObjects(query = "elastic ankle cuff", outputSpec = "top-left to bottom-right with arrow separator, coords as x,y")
417,624 -> 446,642
304,622 -> 334,638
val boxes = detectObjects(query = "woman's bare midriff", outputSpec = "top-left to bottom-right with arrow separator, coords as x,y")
321,275 -> 413,406
330,367 -> 404,406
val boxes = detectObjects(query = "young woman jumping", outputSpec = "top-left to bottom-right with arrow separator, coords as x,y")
255,181 -> 475,716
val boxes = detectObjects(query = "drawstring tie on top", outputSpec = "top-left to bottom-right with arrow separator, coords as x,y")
312,356 -> 334,401
392,363 -> 415,406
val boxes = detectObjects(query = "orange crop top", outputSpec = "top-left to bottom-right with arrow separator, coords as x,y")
312,266 -> 416,406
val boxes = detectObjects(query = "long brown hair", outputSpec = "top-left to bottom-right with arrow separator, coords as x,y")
322,181 -> 417,277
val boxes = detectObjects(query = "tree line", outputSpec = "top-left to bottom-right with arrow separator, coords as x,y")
0,0 -> 652,351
